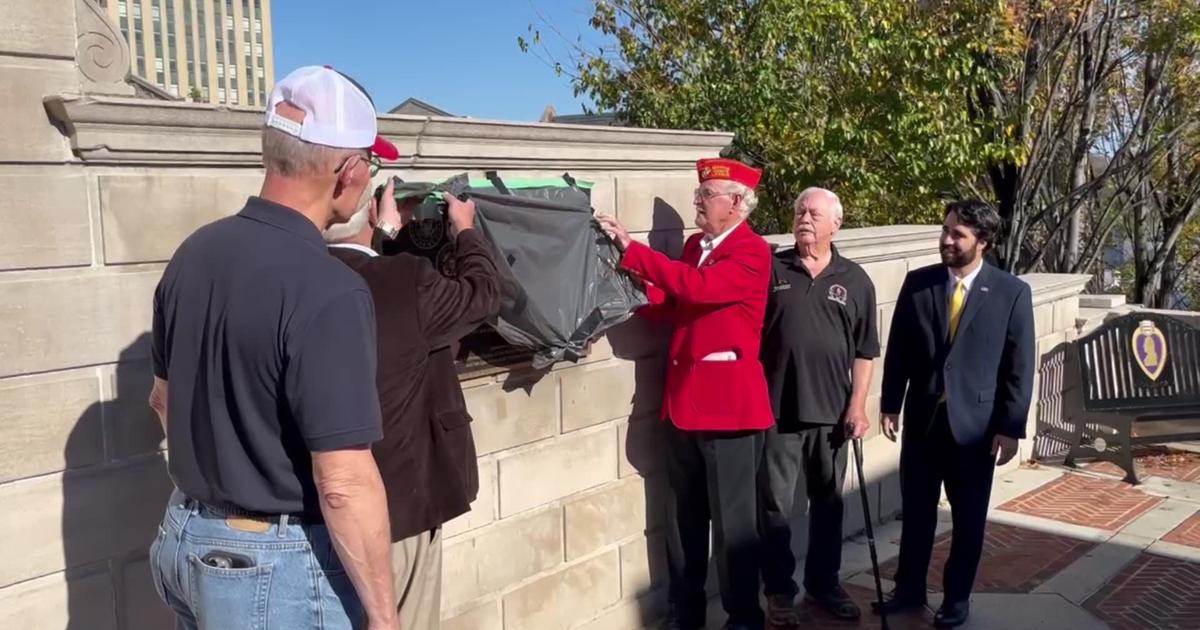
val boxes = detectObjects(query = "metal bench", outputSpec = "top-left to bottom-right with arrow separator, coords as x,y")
1039,312 -> 1200,484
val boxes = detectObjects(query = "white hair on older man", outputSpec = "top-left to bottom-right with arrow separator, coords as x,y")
262,126 -> 359,178
794,187 -> 844,221
721,181 -> 760,215
323,202 -> 370,242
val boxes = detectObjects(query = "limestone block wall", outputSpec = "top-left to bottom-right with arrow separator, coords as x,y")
0,3 -> 1092,628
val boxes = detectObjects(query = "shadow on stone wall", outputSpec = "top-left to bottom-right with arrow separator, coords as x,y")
64,334 -> 173,630
603,196 -> 684,624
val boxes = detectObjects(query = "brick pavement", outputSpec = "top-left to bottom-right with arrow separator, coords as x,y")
1087,445 -> 1200,483
1084,553 -> 1200,630
877,522 -> 1096,594
1162,512 -> 1200,549
997,472 -> 1163,530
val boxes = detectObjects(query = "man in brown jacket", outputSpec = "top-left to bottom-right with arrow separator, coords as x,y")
325,178 -> 501,628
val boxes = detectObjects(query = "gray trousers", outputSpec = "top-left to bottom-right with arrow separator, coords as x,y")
757,423 -> 848,597
392,527 -> 442,629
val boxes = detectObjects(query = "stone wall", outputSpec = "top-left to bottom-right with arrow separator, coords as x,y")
0,3 -> 1092,628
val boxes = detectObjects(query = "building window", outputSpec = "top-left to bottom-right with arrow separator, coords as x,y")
225,14 -> 233,29
229,64 -> 237,79
155,58 -> 164,72
157,71 -> 165,84
255,19 -> 262,33
134,3 -> 141,18
202,86 -> 209,99
257,65 -> 264,79
231,89 -> 239,105
118,2 -> 127,17
216,64 -> 224,77
255,42 -> 263,56
169,84 -> 179,96
218,87 -> 226,101
242,17 -> 250,30
155,34 -> 162,51
152,3 -> 160,21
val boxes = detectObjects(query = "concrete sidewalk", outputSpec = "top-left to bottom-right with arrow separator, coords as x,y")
701,446 -> 1200,629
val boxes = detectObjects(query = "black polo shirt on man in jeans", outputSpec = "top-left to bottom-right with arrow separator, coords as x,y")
152,196 -> 383,517
761,243 -> 880,428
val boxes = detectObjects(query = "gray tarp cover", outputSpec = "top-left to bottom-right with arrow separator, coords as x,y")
386,173 -> 646,368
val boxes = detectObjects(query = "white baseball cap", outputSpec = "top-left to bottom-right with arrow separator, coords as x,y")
265,65 -> 399,160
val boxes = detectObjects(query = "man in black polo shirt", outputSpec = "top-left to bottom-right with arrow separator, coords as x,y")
147,66 -> 401,630
758,187 -> 880,626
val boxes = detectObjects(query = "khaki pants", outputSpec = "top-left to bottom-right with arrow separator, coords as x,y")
392,527 -> 443,629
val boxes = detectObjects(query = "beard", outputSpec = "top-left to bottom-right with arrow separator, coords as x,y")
940,245 -> 979,269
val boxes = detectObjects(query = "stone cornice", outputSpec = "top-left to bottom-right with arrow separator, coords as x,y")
1021,273 -> 1093,305
765,225 -> 942,263
42,95 -> 733,168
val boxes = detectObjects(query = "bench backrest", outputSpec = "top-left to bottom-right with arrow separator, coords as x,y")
1076,312 -> 1200,414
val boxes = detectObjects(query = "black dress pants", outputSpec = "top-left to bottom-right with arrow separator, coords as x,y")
665,422 -> 765,629
757,423 -> 848,597
894,406 -> 996,604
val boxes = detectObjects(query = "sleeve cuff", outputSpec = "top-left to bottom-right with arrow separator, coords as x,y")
305,425 -> 384,452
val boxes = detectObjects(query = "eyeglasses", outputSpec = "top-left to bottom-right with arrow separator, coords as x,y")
334,153 -> 381,177
694,188 -> 736,202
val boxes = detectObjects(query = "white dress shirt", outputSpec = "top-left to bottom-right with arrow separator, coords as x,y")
698,221 -> 743,362
328,243 -> 379,258
698,220 -> 742,266
947,262 -> 983,303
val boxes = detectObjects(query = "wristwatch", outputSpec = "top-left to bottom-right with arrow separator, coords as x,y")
377,220 -> 400,240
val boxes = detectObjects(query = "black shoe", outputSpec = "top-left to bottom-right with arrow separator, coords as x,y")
933,600 -> 970,628
870,588 -> 927,615
663,603 -> 704,630
805,585 -> 861,620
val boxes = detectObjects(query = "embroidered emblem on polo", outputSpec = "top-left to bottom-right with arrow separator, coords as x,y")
828,284 -> 848,305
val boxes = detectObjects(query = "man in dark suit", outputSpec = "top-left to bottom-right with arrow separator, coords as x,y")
325,178 -> 501,628
876,200 -> 1035,628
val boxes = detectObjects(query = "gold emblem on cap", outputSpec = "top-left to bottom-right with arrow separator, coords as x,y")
711,165 -> 731,178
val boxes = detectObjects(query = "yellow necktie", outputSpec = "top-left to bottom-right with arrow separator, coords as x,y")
948,280 -> 966,340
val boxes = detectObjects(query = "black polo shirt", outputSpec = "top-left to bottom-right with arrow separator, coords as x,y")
761,244 -> 880,429
152,197 -> 383,516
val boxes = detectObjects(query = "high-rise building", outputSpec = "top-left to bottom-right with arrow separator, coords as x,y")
103,0 -> 275,107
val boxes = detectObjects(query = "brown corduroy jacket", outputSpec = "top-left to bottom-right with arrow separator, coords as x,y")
329,228 -> 500,541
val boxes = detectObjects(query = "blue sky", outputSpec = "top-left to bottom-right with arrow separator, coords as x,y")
273,1 -> 606,121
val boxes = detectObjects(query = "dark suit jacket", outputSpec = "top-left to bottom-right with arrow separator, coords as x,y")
329,229 -> 500,541
881,262 -> 1035,445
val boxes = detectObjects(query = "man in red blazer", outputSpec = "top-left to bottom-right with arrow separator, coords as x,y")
599,158 -> 773,630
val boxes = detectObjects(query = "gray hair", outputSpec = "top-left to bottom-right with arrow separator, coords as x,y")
794,187 -> 844,221
322,203 -> 371,243
722,181 -> 760,216
261,127 -> 358,177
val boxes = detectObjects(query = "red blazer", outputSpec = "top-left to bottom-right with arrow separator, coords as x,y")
620,222 -> 774,432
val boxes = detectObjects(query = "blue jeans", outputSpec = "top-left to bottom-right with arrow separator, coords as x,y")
150,490 -> 365,630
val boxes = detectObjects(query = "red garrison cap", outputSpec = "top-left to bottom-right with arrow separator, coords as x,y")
696,158 -> 762,189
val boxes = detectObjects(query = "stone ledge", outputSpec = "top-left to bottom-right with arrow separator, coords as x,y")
1023,274 -> 1093,307
43,95 -> 732,168
765,225 -> 941,263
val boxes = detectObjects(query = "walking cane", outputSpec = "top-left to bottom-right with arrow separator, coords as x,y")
853,437 -> 890,630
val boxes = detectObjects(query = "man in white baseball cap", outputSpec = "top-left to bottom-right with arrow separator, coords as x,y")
148,66 -> 401,630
